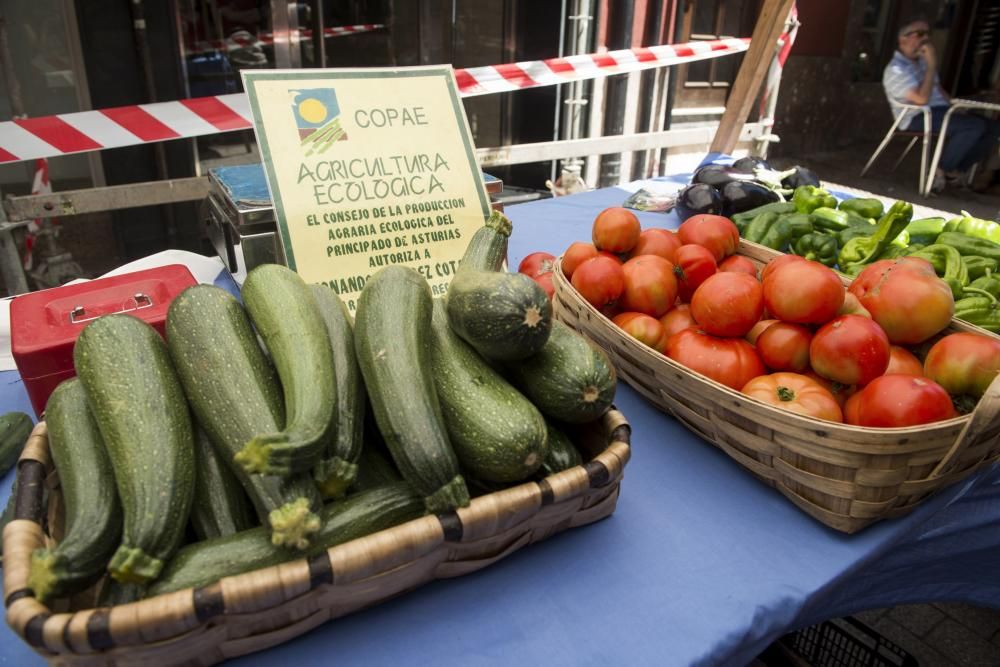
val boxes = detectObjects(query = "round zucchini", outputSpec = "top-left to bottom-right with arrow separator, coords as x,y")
504,320 -> 617,423
446,270 -> 552,361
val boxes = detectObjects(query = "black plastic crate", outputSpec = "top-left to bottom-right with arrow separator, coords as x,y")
780,616 -> 918,667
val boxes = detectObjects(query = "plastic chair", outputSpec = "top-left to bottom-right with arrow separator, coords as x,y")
860,104 -> 934,194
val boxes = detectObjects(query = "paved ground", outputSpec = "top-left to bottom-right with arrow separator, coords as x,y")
754,141 -> 1000,667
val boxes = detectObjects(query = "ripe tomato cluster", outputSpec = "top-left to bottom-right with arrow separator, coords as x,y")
554,208 -> 1000,428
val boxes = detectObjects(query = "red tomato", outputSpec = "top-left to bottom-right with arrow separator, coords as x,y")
673,244 -> 718,302
620,255 -> 679,317
690,272 -> 764,337
837,291 -> 871,318
810,314 -> 890,386
886,345 -> 923,377
760,254 -> 806,284
518,251 -> 555,279
848,257 -> 954,344
593,207 -> 641,253
628,228 -> 682,262
745,318 -> 779,346
756,322 -> 813,372
666,328 -> 765,390
741,372 -> 843,422
533,272 -> 555,299
804,369 -> 857,409
677,214 -> 740,261
571,255 -> 625,311
561,242 -> 599,279
763,260 -> 845,324
923,332 -> 1000,397
613,312 -> 669,352
718,255 -> 758,278
848,374 -> 957,427
843,391 -> 863,424
659,304 -> 698,340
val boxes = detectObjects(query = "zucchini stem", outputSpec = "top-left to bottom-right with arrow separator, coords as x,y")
424,475 -> 471,514
235,432 -> 327,476
314,457 -> 360,499
268,498 -> 322,550
109,545 -> 164,584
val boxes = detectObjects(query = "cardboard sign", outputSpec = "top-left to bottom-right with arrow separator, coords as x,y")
242,67 -> 491,312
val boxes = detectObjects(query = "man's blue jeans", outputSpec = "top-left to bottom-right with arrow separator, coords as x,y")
908,106 -> 1000,172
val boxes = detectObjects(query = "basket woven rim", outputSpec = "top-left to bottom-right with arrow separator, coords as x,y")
552,252 -> 1000,436
3,408 -> 631,658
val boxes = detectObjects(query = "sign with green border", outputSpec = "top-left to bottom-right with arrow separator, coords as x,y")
242,67 -> 491,313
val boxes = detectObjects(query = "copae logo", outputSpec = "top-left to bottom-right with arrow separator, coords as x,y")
293,88 -> 347,156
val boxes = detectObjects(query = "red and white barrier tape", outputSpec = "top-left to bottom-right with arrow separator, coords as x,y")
187,24 -> 384,56
0,37 -> 749,164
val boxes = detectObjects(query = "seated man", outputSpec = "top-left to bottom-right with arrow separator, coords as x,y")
883,16 -> 1000,192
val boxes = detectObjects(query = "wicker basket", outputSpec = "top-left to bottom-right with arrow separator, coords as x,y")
552,239 -> 1000,534
3,410 -> 630,665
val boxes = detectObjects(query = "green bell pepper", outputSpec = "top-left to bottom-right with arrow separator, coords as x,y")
792,185 -> 837,214
943,211 -> 1000,245
904,217 -> 946,246
731,201 -> 798,232
954,287 -> 1000,332
811,207 -> 849,231
838,197 -> 884,220
936,231 -> 1000,262
837,201 -> 914,276
908,244 -> 969,299
744,212 -> 794,250
792,232 -> 838,266
876,244 -> 911,261
780,212 -> 815,239
967,271 -> 1000,299
963,256 -> 998,280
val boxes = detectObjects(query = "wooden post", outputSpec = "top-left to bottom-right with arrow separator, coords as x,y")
709,0 -> 795,155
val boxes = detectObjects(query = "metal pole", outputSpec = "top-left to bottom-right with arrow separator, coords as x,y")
598,0 -> 635,187
551,0 -> 569,185
311,0 -> 325,67
631,0 -> 665,179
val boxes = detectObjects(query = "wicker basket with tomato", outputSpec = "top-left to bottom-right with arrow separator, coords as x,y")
549,207 -> 1000,534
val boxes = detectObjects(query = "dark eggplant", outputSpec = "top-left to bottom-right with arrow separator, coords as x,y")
731,156 -> 772,174
691,164 -> 755,188
674,183 -> 724,222
780,165 -> 821,189
721,181 -> 781,217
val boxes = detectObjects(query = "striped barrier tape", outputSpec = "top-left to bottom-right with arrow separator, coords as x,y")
0,37 -> 750,164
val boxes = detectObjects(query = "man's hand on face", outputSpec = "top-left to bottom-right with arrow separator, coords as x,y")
919,42 -> 937,70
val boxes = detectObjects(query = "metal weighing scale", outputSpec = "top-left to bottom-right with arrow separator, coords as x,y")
203,163 -> 503,283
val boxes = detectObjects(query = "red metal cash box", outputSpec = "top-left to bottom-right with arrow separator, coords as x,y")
10,264 -> 196,417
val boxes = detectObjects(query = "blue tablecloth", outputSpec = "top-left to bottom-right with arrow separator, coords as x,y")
2,187 -> 1000,667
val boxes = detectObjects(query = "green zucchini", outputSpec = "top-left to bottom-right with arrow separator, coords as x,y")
0,411 -> 32,477
350,446 -> 402,493
236,264 -> 336,476
458,210 -> 512,274
149,482 -> 424,595
190,427 -> 255,540
539,420 -> 583,476
354,266 -> 469,513
446,270 -> 552,361
73,315 -> 195,583
28,379 -> 122,601
309,285 -> 364,499
430,299 -> 548,482
504,320 -> 617,423
166,285 -> 322,550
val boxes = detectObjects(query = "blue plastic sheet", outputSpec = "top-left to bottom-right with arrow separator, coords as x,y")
1,183 -> 998,667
